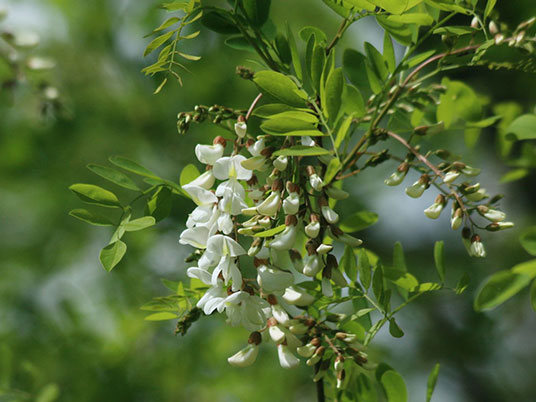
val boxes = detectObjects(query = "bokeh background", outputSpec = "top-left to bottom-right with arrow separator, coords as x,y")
1,0 -> 535,401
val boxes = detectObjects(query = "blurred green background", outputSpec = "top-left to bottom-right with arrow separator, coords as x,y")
1,0 -> 535,401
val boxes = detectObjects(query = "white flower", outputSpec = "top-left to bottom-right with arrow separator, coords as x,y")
321,205 -> 339,224
228,344 -> 258,367
384,170 -> 406,186
256,191 -> 281,216
305,221 -> 320,238
301,136 -> 315,147
216,179 -> 247,215
257,265 -> 294,294
186,205 -> 213,228
470,236 -> 486,258
185,170 -> 215,189
179,226 -> 210,249
283,192 -> 300,215
303,255 -> 323,277
224,291 -> 268,331
424,200 -> 445,219
316,244 -> 332,254
269,225 -> 298,251
197,281 -> 228,315
206,234 -> 246,258
466,189 -> 488,202
212,255 -> 243,291
217,212 -> 234,234
248,137 -> 266,157
282,287 -> 315,306
277,344 -> 300,369
241,156 -> 268,171
269,325 -> 286,344
297,343 -> 316,358
213,155 -> 253,181
273,155 -> 288,171
309,174 -> 323,191
271,304 -> 290,326
451,208 -> 463,230
182,184 -> 218,206
195,143 -> 224,165
234,121 -> 247,138
187,267 -> 212,285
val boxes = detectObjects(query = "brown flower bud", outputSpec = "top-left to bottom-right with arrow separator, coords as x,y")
306,165 -> 316,177
248,331 -> 262,345
271,178 -> 284,192
213,136 -> 226,146
285,214 -> 298,226
310,337 -> 321,347
289,249 -> 302,261
326,254 -> 338,270
267,294 -> 278,305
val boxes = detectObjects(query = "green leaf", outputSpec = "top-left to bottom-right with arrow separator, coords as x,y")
254,224 -> 286,237
153,77 -> 168,94
311,44 -> 326,93
411,282 -> 442,293
434,240 -> 445,282
356,373 -> 378,401
100,240 -> 127,272
321,0 -> 351,17
437,78 -> 481,129
253,104 -> 307,117
455,272 -> 470,295
520,227 -> 536,256
358,249 -> 371,289
324,157 -> 341,185
376,0 -> 423,14
376,15 -> 414,46
530,280 -> 536,312
426,364 -> 440,402
146,187 -> 172,222
144,30 -> 174,57
383,31 -> 396,73
287,24 -> 302,80
299,26 -> 327,44
433,26 -> 476,36
381,370 -> 408,402
365,62 -> 382,94
474,270 -> 533,311
324,67 -> 344,120
253,70 -> 306,107
393,242 -> 406,272
387,13 -> 434,26
36,383 -> 60,402
224,35 -> 254,52
260,117 -> 318,135
87,164 -> 140,191
201,10 -> 240,34
364,42 -> 388,81
69,209 -> 114,226
392,273 -> 419,291
334,115 -> 354,148
343,49 -> 369,90
145,312 -> 179,321
389,318 -> 404,338
512,259 -> 536,277
340,211 -> 379,233
272,145 -> 330,157
341,84 -> 365,118
500,168 -> 529,183
275,33 -> 291,64
242,0 -> 271,27
373,265 -> 384,300
69,183 -> 121,208
267,111 -> 319,123
152,16 -> 180,33
180,163 -> 201,186
467,115 -> 501,128
341,245 -> 358,282
123,216 -> 156,232
484,0 -> 497,17
109,155 -> 160,180
406,50 -> 436,68
505,114 -> 536,141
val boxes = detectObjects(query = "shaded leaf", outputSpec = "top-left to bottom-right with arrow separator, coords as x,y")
69,209 -> 114,226
381,370 -> 408,402
272,145 -> 330,156
426,364 -> 440,402
340,211 -> 379,232
100,240 -> 127,272
434,240 -> 445,282
87,164 -> 140,191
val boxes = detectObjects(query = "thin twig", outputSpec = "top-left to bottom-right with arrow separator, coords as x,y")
245,93 -> 263,121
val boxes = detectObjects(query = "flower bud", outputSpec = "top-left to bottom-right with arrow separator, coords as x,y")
470,234 -> 486,258
321,275 -> 333,297
269,325 -> 286,344
443,170 -> 460,183
471,16 -> 479,29
451,207 -> 463,230
257,265 -> 294,293
282,286 -> 315,306
321,205 -> 339,224
485,221 -> 514,231
384,165 -> 407,186
330,266 -> 348,287
309,174 -> 323,192
256,191 -> 281,216
241,156 -> 268,171
305,215 -> 321,238
494,33 -> 505,45
248,137 -> 266,157
489,21 -> 499,35
289,322 -> 309,335
466,189 -> 488,202
283,192 -> 300,215
303,255 -> 323,277
277,344 -> 300,369
406,175 -> 429,198
336,369 -> 346,389
461,165 -> 481,176
271,303 -> 290,326
228,344 -> 259,367
334,355 -> 345,372
306,346 -> 325,366
234,116 -> 247,138
477,205 -> 506,222
424,194 -> 446,219
248,238 -> 263,256
270,224 -> 298,251
316,244 -> 333,255
329,226 -> 363,247
297,343 -> 317,358
273,155 -> 288,171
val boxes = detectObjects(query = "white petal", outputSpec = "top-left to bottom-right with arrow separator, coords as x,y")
303,255 -> 323,277
269,325 -> 286,344
179,226 -> 209,249
206,234 -> 246,257
187,267 -> 212,285
257,191 -> 281,216
182,184 -> 218,206
282,287 -> 315,306
195,144 -> 224,165
271,304 -> 290,326
257,265 -> 294,293
269,225 -> 298,251
277,344 -> 300,369
228,344 -> 258,367
234,121 -> 247,138
283,192 -> 300,215
321,206 -> 339,224
186,170 -> 215,189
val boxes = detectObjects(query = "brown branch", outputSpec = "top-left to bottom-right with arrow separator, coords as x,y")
245,93 -> 263,121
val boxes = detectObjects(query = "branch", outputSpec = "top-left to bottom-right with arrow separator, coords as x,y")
246,93 -> 263,121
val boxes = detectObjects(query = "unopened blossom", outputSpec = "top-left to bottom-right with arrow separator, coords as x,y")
277,344 -> 300,369
486,221 -> 514,231
322,276 -> 333,297
305,214 -> 320,238
316,244 -> 332,254
301,136 -> 315,147
405,175 -> 429,198
241,155 -> 269,171
306,346 -> 324,366
424,194 -> 446,219
443,171 -> 460,183
329,226 -> 363,247
321,205 -> 339,224
234,117 -> 247,138
470,234 -> 486,258
303,254 -> 323,277
451,207 -> 463,230
477,205 -> 506,222
271,303 -> 290,326
466,188 -> 488,202
282,286 -> 315,306
247,137 -> 266,157
288,321 -> 308,335
257,265 -> 294,294
461,165 -> 481,176
269,324 -> 286,344
297,343 -> 316,358
227,344 -> 258,367
273,155 -> 288,171
384,163 -> 408,186
309,174 -> 323,191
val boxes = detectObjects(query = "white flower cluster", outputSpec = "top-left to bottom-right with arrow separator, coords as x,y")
178,120 -> 363,372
